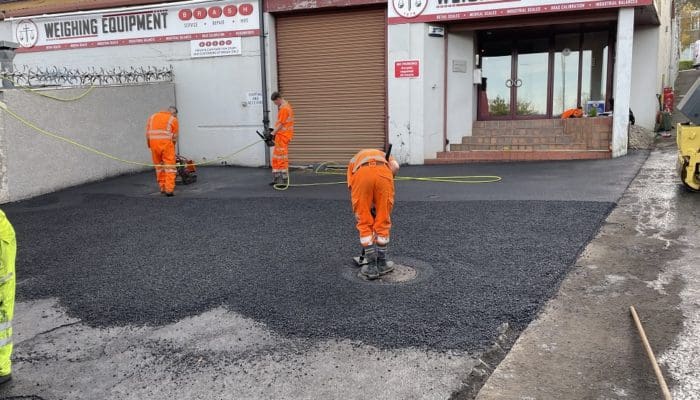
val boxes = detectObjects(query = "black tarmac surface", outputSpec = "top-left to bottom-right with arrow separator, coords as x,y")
4,152 -> 646,352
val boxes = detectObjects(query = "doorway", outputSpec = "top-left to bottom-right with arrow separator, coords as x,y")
477,26 -> 613,120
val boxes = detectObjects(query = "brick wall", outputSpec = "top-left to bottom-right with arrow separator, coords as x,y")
562,117 -> 612,151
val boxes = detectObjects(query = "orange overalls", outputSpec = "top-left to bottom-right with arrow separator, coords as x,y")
146,111 -> 179,194
561,108 -> 583,119
347,149 -> 396,247
272,101 -> 294,175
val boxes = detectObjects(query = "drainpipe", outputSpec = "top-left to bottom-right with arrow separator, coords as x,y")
258,0 -> 271,167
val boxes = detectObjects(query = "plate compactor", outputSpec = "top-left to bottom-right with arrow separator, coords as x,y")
175,154 -> 197,185
675,79 -> 700,191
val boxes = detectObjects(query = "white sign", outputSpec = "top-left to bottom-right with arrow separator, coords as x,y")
191,36 -> 241,58
388,0 -> 652,24
246,91 -> 263,106
12,0 -> 259,53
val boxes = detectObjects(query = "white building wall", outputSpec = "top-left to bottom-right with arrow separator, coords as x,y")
388,23 -> 445,164
613,7 -> 635,157
0,29 -> 268,167
446,31 -> 475,146
0,84 -> 174,203
655,0 -> 676,88
631,26 -> 660,131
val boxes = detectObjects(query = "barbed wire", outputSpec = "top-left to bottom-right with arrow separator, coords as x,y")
0,65 -> 173,87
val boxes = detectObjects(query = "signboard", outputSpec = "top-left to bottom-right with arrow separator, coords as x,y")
388,0 -> 653,24
12,0 -> 259,53
246,91 -> 263,106
395,60 -> 420,78
191,36 -> 241,58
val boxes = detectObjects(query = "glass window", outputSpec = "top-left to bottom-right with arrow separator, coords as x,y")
553,33 -> 580,116
581,31 -> 609,113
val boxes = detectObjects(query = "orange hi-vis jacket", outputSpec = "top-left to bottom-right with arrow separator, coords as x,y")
146,111 -> 179,144
347,149 -> 396,247
272,101 -> 294,173
146,111 -> 179,193
274,101 -> 294,140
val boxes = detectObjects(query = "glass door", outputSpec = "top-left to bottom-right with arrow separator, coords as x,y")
480,35 -> 550,119
480,38 -> 513,118
514,38 -> 549,117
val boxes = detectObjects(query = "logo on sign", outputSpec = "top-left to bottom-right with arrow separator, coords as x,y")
178,4 -> 254,20
392,0 -> 428,18
16,20 -> 39,48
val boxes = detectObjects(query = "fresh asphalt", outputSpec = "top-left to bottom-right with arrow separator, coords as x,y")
1,151 -> 647,398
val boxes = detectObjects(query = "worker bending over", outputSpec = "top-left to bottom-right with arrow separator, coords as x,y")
146,106 -> 179,196
347,148 -> 400,280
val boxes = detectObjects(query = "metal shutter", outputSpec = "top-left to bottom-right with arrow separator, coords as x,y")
275,8 -> 386,165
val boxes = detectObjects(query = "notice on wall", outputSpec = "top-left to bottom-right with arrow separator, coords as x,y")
12,0 -> 259,53
394,60 -> 420,78
191,36 -> 241,58
246,91 -> 263,106
452,59 -> 467,73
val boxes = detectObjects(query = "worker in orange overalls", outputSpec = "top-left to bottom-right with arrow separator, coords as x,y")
146,106 -> 179,196
270,92 -> 294,186
347,148 -> 400,280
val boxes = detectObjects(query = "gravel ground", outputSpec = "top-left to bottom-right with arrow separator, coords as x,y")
628,124 -> 657,150
7,194 -> 613,352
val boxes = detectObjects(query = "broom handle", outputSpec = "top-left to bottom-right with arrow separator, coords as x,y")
630,306 -> 672,400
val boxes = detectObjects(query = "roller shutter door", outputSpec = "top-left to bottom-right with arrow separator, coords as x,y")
276,8 -> 386,165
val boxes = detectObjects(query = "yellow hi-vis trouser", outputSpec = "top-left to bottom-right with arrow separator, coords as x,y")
0,209 -> 16,377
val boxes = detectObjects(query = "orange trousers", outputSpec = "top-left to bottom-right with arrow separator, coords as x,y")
350,164 -> 395,247
271,134 -> 291,173
149,139 -> 176,193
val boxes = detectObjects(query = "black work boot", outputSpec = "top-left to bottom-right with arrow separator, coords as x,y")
269,173 -> 281,186
360,248 -> 380,280
0,374 -> 11,385
376,244 -> 394,275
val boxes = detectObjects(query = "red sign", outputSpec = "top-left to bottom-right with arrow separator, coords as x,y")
395,60 -> 420,78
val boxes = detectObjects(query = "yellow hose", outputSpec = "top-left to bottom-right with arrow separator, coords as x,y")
0,101 -> 502,186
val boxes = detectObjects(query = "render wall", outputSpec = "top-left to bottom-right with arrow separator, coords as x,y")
0,83 -> 175,203
446,31 -> 475,146
631,26 -> 661,131
0,26 -> 268,168
388,23 -> 445,165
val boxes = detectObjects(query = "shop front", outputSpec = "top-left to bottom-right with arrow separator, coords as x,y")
387,0 -> 673,164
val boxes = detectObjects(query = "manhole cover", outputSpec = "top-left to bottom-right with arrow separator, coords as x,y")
342,257 -> 433,285
356,262 -> 417,283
